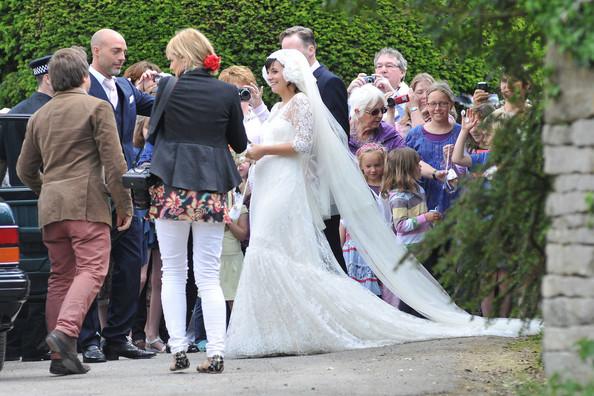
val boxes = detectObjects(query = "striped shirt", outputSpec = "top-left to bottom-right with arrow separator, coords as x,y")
389,185 -> 431,245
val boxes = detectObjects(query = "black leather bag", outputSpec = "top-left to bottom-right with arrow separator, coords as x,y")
122,76 -> 177,209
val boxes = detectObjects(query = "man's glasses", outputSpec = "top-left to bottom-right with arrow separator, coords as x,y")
375,63 -> 399,70
427,102 -> 450,109
365,107 -> 388,116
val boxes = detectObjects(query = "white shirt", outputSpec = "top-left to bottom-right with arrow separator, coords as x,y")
393,81 -> 410,121
89,66 -> 119,108
310,60 -> 321,74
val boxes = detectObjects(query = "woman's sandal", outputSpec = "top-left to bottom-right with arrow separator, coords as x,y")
145,337 -> 167,353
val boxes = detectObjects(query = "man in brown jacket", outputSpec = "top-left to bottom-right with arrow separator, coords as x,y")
17,47 -> 133,376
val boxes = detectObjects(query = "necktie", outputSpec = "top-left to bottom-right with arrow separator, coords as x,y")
103,78 -> 118,108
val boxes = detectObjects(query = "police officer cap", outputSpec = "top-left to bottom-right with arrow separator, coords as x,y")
29,55 -> 52,77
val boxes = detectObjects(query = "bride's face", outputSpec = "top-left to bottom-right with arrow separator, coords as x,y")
266,61 -> 291,96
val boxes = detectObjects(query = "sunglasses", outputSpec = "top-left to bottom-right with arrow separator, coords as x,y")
364,107 -> 388,116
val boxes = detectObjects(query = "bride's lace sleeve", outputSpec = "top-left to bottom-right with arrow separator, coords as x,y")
285,93 -> 314,153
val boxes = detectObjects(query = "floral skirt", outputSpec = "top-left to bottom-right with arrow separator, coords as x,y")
342,237 -> 381,296
148,183 -> 227,222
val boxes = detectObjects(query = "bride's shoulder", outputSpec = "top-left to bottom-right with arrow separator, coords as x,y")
289,92 -> 311,107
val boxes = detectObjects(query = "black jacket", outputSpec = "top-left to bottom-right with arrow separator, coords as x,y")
150,68 -> 247,192
313,65 -> 349,136
0,92 -> 52,185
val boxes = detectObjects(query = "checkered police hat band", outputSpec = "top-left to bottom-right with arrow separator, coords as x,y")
33,64 -> 49,76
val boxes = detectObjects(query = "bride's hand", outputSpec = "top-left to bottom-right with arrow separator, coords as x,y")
246,144 -> 265,161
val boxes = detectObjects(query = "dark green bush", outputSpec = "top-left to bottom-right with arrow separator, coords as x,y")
0,0 -> 488,107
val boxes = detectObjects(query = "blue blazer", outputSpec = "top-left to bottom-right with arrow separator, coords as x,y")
313,65 -> 349,136
88,74 -> 154,168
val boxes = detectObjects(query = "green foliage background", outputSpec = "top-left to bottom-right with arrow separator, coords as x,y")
0,0 -> 490,107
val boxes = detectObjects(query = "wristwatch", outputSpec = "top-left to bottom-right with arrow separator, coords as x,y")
410,106 -> 418,112
432,170 -> 437,180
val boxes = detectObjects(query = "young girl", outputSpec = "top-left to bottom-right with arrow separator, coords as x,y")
383,147 -> 441,245
339,143 -> 386,296
383,147 -> 441,315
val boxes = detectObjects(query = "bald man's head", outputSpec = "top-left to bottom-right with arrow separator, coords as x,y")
90,29 -> 127,77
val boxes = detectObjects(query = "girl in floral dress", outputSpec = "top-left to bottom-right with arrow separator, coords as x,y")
339,143 -> 386,296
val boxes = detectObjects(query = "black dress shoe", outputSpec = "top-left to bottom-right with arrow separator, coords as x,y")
82,345 -> 106,363
103,340 -> 156,360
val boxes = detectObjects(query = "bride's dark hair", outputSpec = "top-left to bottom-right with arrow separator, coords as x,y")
264,57 -> 300,93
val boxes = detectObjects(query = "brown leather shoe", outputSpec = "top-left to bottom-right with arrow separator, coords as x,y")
45,330 -> 88,375
49,359 -> 90,376
196,354 -> 224,374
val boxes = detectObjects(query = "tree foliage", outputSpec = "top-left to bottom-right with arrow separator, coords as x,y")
0,0 -> 488,108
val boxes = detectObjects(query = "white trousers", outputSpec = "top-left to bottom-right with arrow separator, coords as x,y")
155,219 -> 226,356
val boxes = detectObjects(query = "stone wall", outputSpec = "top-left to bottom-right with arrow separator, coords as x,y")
542,46 -> 594,382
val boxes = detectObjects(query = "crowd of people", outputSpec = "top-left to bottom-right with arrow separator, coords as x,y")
2,24 -> 536,377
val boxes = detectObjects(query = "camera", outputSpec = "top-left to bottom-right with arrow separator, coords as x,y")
363,75 -> 376,84
154,72 -> 172,84
387,94 -> 409,108
122,164 -> 157,209
238,87 -> 251,102
475,81 -> 489,91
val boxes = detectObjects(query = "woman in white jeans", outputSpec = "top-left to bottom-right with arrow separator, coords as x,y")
147,28 -> 247,373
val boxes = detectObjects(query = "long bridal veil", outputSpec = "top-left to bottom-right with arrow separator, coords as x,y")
265,49 -> 541,336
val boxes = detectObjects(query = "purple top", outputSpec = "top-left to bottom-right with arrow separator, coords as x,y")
349,121 -> 406,154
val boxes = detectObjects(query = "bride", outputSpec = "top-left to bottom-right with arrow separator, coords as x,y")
225,49 -> 540,358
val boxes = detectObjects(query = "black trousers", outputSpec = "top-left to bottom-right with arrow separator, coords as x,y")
79,216 -> 143,347
324,214 -> 347,273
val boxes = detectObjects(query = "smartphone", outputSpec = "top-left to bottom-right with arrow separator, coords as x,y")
476,81 -> 489,91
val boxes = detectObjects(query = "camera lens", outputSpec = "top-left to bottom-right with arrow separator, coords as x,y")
238,88 -> 251,102
364,76 -> 375,84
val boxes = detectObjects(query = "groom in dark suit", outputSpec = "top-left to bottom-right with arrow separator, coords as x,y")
280,26 -> 349,272
79,29 -> 156,362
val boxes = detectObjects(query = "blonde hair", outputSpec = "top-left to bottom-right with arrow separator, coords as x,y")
427,81 -> 457,119
219,65 -> 256,86
396,73 -> 435,134
355,143 -> 387,183
410,73 -> 435,92
382,147 -> 420,195
166,28 -> 214,71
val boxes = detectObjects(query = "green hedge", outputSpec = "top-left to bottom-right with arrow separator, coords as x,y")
0,0 -> 488,108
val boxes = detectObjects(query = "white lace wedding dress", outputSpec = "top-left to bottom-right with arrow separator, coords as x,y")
225,91 -> 538,359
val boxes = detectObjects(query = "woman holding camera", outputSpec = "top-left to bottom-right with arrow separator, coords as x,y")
218,65 -> 270,143
348,85 -> 406,154
148,28 -> 247,373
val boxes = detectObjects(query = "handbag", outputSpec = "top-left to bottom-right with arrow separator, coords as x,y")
122,76 -> 177,209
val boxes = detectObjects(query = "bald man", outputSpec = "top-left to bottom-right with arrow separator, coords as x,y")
79,28 -> 156,363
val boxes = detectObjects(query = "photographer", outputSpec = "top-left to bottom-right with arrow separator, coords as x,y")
218,65 -> 269,144
347,48 -> 409,121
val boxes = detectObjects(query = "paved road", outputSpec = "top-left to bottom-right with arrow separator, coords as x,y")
1,336 -> 527,395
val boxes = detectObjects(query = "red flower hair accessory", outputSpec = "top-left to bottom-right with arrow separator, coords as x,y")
203,54 -> 221,72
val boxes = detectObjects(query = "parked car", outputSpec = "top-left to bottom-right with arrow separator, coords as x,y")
0,114 -> 47,363
0,201 -> 29,370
